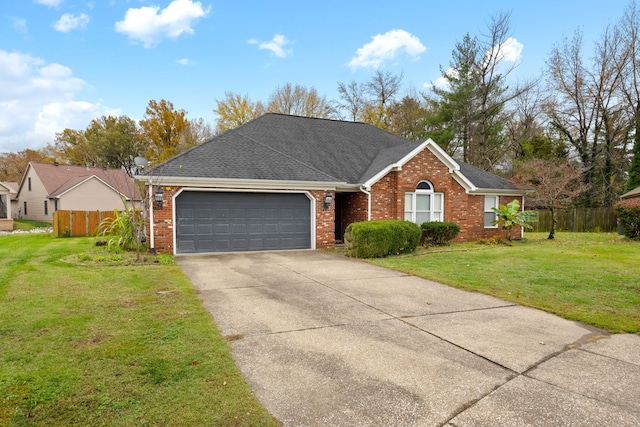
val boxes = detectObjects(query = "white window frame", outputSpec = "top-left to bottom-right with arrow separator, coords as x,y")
484,195 -> 499,228
404,181 -> 443,225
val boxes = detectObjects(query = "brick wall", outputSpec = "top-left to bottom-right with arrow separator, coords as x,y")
146,186 -> 337,254
364,149 -> 523,242
311,189 -> 335,249
147,185 -> 177,254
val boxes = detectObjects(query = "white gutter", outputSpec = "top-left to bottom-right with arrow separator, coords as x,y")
148,181 -> 155,253
360,185 -> 372,221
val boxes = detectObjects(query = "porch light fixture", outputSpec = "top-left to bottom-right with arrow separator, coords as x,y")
323,191 -> 333,210
154,186 -> 164,209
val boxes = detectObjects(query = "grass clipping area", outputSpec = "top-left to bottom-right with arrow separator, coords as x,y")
0,234 -> 280,426
369,232 -> 640,334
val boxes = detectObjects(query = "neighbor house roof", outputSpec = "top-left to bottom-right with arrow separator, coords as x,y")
143,113 -> 520,193
620,186 -> 640,199
0,182 -> 19,200
20,163 -> 140,200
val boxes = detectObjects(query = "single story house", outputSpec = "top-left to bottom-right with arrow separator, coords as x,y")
16,162 -> 141,222
0,181 -> 14,231
138,113 -> 525,255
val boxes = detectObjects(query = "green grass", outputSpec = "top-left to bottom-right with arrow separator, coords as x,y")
0,234 -> 280,426
368,232 -> 640,334
12,220 -> 51,231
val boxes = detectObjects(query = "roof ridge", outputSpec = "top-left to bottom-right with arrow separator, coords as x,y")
234,129 -> 342,182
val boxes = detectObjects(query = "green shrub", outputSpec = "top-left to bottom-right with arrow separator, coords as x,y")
615,199 -> 640,240
420,221 -> 460,245
344,220 -> 421,258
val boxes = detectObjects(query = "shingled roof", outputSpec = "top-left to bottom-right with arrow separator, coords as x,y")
146,113 -> 517,191
22,163 -> 140,200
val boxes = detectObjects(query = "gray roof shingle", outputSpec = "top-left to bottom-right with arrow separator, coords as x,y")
457,161 -> 518,191
148,113 -> 519,191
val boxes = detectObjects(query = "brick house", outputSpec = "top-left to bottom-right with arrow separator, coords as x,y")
137,114 -> 525,255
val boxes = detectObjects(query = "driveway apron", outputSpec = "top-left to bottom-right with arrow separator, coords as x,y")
177,250 -> 640,427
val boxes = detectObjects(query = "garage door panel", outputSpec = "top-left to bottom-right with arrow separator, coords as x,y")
215,208 -> 230,218
176,192 -> 311,254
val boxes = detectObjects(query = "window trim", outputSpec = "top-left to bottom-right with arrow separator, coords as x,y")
44,200 -> 48,216
484,195 -> 499,228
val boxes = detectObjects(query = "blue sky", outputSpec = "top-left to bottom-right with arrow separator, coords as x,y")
0,0 -> 631,153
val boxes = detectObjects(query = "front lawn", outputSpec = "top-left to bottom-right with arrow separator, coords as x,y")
368,232 -> 640,334
0,234 -> 279,426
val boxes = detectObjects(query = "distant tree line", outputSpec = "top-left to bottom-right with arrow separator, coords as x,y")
2,4 -> 640,208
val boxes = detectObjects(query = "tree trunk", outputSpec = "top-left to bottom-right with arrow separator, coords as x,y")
548,207 -> 556,239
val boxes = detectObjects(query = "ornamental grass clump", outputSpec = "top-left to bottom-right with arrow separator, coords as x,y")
344,220 -> 421,258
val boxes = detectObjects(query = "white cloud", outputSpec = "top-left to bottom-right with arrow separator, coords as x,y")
424,38 -> 523,90
114,0 -> 210,48
248,34 -> 292,58
11,17 -> 28,34
496,37 -> 523,63
176,58 -> 192,65
54,13 -> 90,32
348,29 -> 426,70
0,50 -> 108,152
34,0 -> 62,7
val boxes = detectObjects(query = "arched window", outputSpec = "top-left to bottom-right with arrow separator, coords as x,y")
404,180 -> 443,224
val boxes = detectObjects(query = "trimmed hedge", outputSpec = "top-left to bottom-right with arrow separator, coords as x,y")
420,221 -> 460,245
344,220 -> 421,258
615,199 -> 640,240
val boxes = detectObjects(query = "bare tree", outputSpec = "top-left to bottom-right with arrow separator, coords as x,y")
266,83 -> 334,118
337,80 -> 367,121
361,70 -> 403,129
510,158 -> 589,239
546,26 -> 630,206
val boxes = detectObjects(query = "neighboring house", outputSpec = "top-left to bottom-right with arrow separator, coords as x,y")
138,114 -> 525,255
16,162 -> 141,222
620,186 -> 640,200
0,181 -> 13,231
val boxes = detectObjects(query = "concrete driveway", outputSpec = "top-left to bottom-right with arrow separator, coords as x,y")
177,250 -> 640,426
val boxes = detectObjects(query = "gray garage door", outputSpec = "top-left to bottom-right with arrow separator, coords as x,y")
175,191 -> 312,254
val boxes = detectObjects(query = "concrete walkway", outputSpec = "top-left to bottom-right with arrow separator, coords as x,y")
177,250 -> 640,426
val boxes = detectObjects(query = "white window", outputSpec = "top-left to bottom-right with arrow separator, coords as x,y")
404,181 -> 443,225
484,196 -> 499,228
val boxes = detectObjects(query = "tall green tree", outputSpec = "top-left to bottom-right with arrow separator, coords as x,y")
386,94 -> 428,141
85,115 -> 144,176
426,13 -> 533,171
51,128 -> 93,166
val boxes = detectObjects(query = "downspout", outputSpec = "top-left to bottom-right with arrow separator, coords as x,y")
360,185 -> 372,221
521,195 -> 525,239
148,181 -> 155,253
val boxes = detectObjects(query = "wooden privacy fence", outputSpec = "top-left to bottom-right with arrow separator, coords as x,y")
53,210 -> 118,237
530,207 -> 617,232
